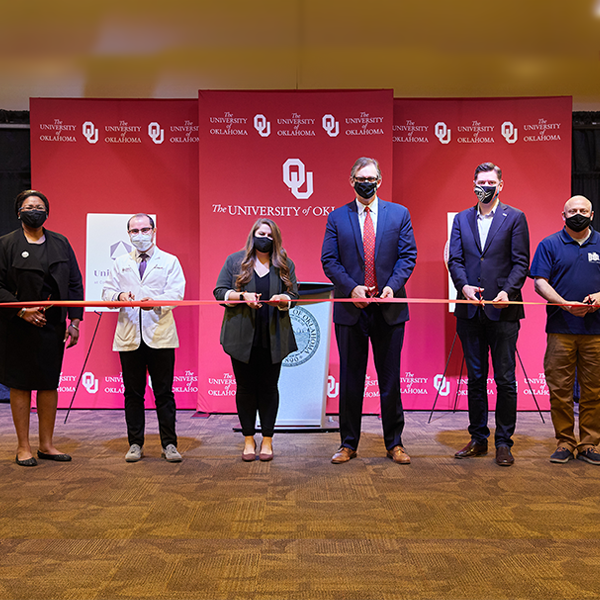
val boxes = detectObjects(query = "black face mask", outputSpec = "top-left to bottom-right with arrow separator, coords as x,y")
20,209 -> 47,228
565,213 -> 592,233
474,185 -> 497,204
254,236 -> 273,253
354,180 -> 378,200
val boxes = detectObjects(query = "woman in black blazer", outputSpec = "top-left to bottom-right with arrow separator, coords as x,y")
0,190 -> 83,466
214,218 -> 298,462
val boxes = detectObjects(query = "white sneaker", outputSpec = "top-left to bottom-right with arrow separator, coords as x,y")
125,444 -> 143,462
162,444 -> 182,462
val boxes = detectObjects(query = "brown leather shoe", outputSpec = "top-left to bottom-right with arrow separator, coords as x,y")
386,445 -> 411,464
495,446 -> 514,466
454,439 -> 488,459
331,447 -> 357,464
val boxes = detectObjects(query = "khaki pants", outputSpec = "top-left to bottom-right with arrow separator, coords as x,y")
544,333 -> 600,452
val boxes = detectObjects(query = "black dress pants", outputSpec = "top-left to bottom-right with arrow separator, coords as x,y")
119,340 -> 177,448
456,313 -> 519,448
335,305 -> 406,451
231,347 -> 282,437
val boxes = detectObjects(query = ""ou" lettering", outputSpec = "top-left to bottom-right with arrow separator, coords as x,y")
282,158 -> 314,200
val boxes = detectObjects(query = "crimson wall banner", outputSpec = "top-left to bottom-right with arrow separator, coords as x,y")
197,90 -> 393,413
30,99 -> 200,409
393,96 -> 572,410
27,94 -> 571,416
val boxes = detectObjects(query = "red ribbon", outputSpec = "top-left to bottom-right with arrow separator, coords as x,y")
0,297 -> 576,308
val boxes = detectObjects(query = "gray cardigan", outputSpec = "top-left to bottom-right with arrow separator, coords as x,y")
213,250 -> 299,364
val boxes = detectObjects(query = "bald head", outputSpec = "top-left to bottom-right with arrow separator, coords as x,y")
563,195 -> 593,237
563,195 -> 592,215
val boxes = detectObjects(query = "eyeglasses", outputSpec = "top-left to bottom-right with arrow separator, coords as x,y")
354,177 -> 379,183
128,227 -> 153,235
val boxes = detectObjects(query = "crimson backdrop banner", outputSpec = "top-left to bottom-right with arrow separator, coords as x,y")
197,90 -> 394,413
30,99 -> 199,408
27,94 -> 572,414
392,96 -> 572,411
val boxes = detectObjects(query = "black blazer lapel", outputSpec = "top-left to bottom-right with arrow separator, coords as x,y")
467,206 -> 482,254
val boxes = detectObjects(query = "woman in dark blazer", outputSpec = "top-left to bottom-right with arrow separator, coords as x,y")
214,218 -> 298,462
0,190 -> 83,466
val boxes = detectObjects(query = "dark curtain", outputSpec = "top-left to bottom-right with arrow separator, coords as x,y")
0,110 -> 31,237
0,110 -> 30,400
572,111 -> 600,230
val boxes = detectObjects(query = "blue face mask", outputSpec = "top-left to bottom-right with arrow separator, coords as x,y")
474,185 -> 497,204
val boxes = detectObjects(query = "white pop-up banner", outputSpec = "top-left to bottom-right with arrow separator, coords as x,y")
85,213 -> 157,312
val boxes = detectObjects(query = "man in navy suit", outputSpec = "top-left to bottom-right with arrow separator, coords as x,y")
448,162 -> 530,466
321,157 -> 417,464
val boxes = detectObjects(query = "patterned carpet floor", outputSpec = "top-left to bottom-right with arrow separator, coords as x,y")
0,404 -> 598,600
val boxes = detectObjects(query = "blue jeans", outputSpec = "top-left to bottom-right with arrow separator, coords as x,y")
456,313 -> 520,448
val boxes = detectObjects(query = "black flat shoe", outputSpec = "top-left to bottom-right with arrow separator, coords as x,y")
37,451 -> 72,462
16,455 -> 38,467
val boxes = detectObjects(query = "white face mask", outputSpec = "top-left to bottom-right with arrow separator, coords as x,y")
130,232 -> 153,252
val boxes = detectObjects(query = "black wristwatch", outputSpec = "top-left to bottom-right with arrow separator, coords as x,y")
239,292 -> 245,301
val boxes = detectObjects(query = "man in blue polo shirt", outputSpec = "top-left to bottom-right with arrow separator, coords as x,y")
531,195 -> 600,465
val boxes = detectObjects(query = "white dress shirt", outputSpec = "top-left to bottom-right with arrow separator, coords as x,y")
477,199 -> 499,249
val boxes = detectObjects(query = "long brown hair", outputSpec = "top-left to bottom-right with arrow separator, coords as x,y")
235,218 -> 293,292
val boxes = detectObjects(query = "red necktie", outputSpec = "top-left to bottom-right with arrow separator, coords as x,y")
363,206 -> 377,295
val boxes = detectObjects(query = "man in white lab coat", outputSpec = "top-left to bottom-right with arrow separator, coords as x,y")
102,213 -> 186,463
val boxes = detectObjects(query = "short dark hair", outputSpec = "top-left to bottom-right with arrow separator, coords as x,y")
474,162 -> 502,181
15,190 -> 49,217
350,157 -> 382,180
127,213 -> 155,231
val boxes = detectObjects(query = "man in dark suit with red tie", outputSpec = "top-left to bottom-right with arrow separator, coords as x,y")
321,157 -> 417,464
448,162 -> 530,466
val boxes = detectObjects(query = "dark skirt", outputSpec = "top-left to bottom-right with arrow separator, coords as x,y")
0,314 -> 66,391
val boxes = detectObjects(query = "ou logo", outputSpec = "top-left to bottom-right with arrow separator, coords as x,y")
433,374 -> 450,396
253,114 -> 271,137
322,114 -> 339,137
327,375 -> 339,399
283,158 -> 314,200
82,371 -> 99,394
82,121 -> 98,144
501,121 -> 518,144
148,122 -> 164,144
434,122 -> 451,144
